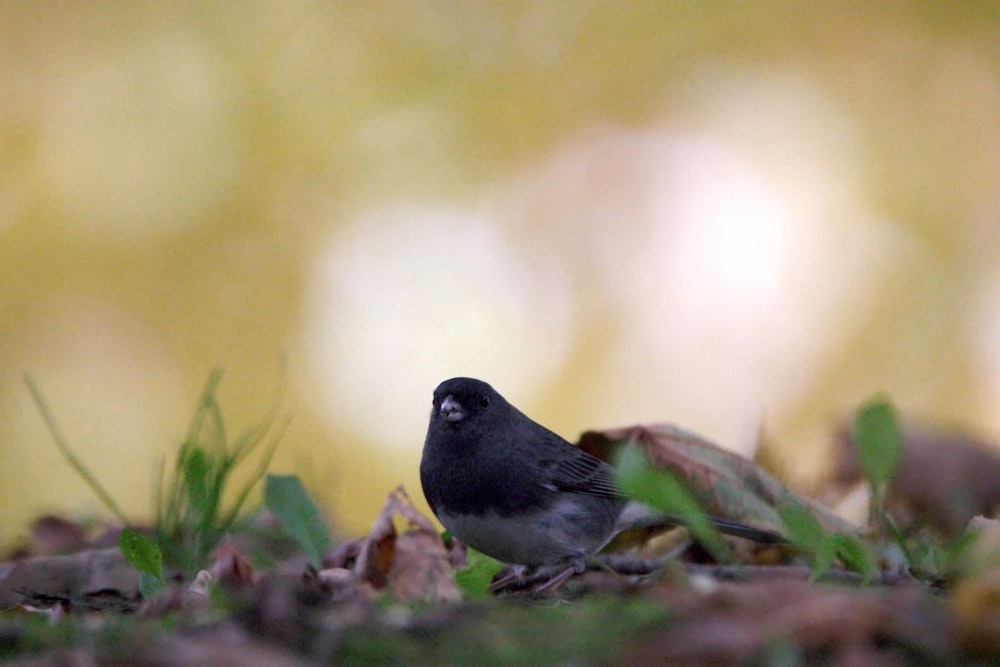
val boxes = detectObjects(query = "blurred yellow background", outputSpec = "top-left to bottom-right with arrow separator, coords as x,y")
2,3 -> 999,551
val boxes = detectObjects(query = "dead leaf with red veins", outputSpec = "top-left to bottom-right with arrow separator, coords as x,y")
353,486 -> 461,602
579,424 -> 858,537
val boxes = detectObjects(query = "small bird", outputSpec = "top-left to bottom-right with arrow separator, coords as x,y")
420,377 -> 784,590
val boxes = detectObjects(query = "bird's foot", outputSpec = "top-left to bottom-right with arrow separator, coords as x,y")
488,564 -> 530,593
529,563 -> 579,596
491,557 -> 589,596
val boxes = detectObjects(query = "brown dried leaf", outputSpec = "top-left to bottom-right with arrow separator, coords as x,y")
353,486 -> 460,602
209,537 -> 255,587
579,424 -> 857,536
27,516 -> 88,557
0,547 -> 138,610
389,529 -> 461,602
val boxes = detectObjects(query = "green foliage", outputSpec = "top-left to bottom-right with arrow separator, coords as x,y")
852,396 -> 901,539
779,500 -> 876,580
453,545 -> 505,599
900,525 -> 983,580
853,396 -> 901,489
779,500 -> 825,548
614,445 -> 729,563
779,395 -> 905,579
155,368 -> 290,574
119,528 -> 167,598
26,367 -> 295,588
119,528 -> 166,598
264,474 -> 332,567
851,396 -> 993,581
781,396 -> 992,584
136,572 -> 165,599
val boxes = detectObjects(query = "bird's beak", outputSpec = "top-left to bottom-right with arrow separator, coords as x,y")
440,395 -> 465,423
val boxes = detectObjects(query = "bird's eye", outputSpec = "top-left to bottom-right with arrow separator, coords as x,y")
479,394 -> 490,408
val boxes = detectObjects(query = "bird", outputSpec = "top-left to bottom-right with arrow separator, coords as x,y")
419,377 -> 785,591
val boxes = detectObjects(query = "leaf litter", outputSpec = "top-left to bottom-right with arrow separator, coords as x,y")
1,415 -> 999,665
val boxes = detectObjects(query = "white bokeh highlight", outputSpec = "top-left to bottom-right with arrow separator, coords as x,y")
490,70 -> 920,451
299,204 -> 575,449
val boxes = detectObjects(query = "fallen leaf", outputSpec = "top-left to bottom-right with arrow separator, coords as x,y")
0,547 -> 138,610
353,487 -> 461,602
580,424 -> 858,537
209,537 -> 255,587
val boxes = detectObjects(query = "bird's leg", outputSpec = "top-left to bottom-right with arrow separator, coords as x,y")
529,564 -> 577,595
529,555 -> 587,596
491,555 -> 601,595
488,564 -> 530,592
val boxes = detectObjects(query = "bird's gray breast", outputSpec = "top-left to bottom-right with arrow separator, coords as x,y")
436,494 -> 624,567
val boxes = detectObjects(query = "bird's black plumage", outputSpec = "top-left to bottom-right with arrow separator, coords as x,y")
420,377 -> 626,567
419,377 -> 784,572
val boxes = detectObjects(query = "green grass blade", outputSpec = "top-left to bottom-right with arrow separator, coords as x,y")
220,414 -> 290,530
184,368 -> 225,445
23,374 -> 129,525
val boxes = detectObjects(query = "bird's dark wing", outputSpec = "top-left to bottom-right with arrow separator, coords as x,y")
622,509 -> 788,545
530,428 -> 788,544
707,516 -> 787,544
537,432 -> 623,499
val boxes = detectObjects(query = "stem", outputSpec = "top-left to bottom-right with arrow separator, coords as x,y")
23,374 -> 130,525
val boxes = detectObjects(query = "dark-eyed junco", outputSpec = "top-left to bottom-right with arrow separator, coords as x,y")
420,377 -> 785,588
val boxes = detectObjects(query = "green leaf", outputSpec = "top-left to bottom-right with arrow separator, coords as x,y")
454,547 -> 505,599
853,396 -> 901,489
780,502 -> 878,579
779,501 -> 825,549
264,474 -> 332,566
943,528 -> 982,574
811,539 -> 837,580
614,445 -> 729,563
184,447 -> 212,516
138,571 -> 166,599
119,528 -> 164,583
828,534 -> 876,579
